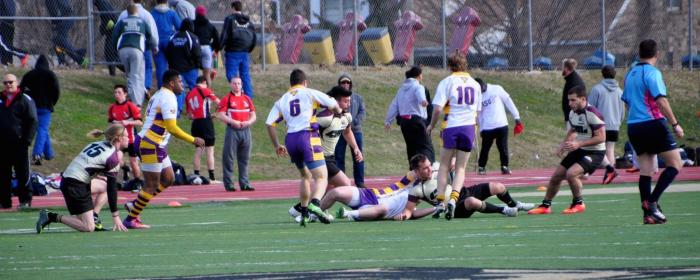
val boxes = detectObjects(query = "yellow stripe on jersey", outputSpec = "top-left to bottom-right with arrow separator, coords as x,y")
372,171 -> 416,196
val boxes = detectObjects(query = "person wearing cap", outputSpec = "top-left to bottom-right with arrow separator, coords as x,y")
334,73 -> 367,188
385,66 -> 435,167
193,5 -> 220,87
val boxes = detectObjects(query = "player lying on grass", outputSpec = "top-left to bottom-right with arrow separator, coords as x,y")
36,124 -> 130,233
313,154 -> 434,222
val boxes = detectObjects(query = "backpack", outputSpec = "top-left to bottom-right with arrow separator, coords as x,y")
230,20 -> 255,50
172,161 -> 188,186
683,146 -> 697,166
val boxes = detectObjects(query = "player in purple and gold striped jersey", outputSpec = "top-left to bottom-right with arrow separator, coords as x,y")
123,70 -> 205,229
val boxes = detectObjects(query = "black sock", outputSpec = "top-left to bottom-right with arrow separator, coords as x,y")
541,199 -> 552,208
194,170 -> 200,175
480,202 -> 503,213
497,191 -> 517,207
310,198 -> 321,207
208,170 -> 215,180
649,167 -> 678,202
300,206 -> 309,217
294,202 -> 302,212
606,165 -> 615,172
48,212 -> 58,223
572,196 -> 584,205
639,175 -> 652,202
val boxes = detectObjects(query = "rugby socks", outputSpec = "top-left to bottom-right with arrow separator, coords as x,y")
127,190 -> 154,220
154,184 -> 168,196
346,210 -> 360,221
497,190 -> 517,207
48,212 -> 59,223
194,170 -> 200,175
479,201 -> 503,214
638,175 -> 652,203
605,165 -> 615,173
572,196 -> 584,205
540,199 -> 552,208
449,190 -> 459,202
208,170 -> 215,181
649,167 -> 678,203
310,198 -> 321,207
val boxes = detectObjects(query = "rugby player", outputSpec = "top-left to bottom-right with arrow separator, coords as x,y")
107,85 -> 143,185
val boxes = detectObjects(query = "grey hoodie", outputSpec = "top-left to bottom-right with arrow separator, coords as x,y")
338,73 -> 365,132
169,0 -> 195,21
588,79 -> 624,130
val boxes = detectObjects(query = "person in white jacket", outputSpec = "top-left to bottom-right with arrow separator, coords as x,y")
475,78 -> 523,175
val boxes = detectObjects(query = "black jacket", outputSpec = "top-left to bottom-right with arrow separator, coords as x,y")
20,55 -> 60,112
165,19 -> 201,72
562,71 -> 585,122
194,14 -> 220,50
219,13 -> 256,53
0,90 -> 38,146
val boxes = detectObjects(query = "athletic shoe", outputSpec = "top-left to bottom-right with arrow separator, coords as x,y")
561,203 -> 586,214
288,204 -> 302,218
307,204 -> 332,224
123,218 -> 151,229
626,168 -> 640,173
477,167 -> 486,175
20,54 -> 28,67
445,200 -> 456,220
432,204 -> 445,219
502,207 -> 518,217
32,155 -> 42,166
295,214 -> 319,223
224,185 -> 236,192
501,166 -> 512,175
336,207 -> 348,219
642,201 -> 667,223
515,201 -> 535,211
527,205 -> 552,215
36,209 -> 51,234
93,213 -> 106,231
299,213 -> 309,227
241,185 -> 255,191
18,202 -> 31,210
602,169 -> 618,185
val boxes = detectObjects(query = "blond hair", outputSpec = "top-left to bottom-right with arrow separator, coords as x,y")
447,50 -> 467,72
87,124 -> 126,143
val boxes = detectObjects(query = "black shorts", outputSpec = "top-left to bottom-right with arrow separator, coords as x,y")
454,183 -> 491,219
191,118 -> 215,147
325,155 -> 341,178
628,119 -> 677,155
122,143 -> 138,157
560,149 -> 605,175
60,177 -> 94,215
605,130 -> 619,142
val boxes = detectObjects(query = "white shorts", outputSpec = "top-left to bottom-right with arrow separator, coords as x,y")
140,155 -> 172,173
375,191 -> 409,219
200,45 -> 213,69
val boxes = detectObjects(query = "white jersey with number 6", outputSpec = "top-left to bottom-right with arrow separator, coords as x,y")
265,85 -> 338,133
433,72 -> 482,128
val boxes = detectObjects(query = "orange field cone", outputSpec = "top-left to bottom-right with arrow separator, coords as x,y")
168,201 -> 182,207
536,185 -> 547,191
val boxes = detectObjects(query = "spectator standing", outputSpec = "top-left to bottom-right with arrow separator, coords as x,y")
474,78 -> 522,175
185,76 -> 219,182
94,0 -> 119,76
151,0 -> 182,88
165,19 -> 201,116
0,74 -> 37,209
108,85 -> 143,185
334,73 -> 366,188
384,66 -> 435,166
561,58 -> 585,127
112,4 -> 156,107
46,0 -> 86,66
119,0 -> 159,92
169,0 -> 195,21
193,5 -> 220,87
0,0 -> 17,65
217,77 -> 256,191
20,55 -> 60,166
219,0 -> 256,98
588,65 -> 624,184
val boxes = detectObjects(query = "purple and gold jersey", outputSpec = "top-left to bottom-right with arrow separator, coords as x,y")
359,171 -> 417,206
138,88 -> 178,147
265,86 -> 338,133
568,105 -> 606,151
433,72 -> 482,129
63,141 -> 121,184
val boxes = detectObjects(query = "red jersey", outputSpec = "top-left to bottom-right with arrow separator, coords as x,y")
108,101 -> 142,143
218,92 -> 255,122
185,86 -> 219,120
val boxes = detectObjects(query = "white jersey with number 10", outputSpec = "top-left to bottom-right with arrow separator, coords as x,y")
432,72 -> 482,129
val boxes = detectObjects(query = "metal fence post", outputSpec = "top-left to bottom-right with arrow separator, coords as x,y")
261,0 -> 266,71
601,0 -> 606,66
87,0 -> 95,70
353,0 -> 358,70
528,0 -> 533,71
441,0 -> 447,69
689,0 -> 693,71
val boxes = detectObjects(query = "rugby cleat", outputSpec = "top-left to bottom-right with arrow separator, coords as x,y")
527,205 -> 552,215
561,203 -> 586,214
502,207 -> 518,217
477,167 -> 486,175
36,209 -> 51,234
93,213 -> 107,231
307,204 -> 332,224
432,204 -> 445,219
515,201 -> 536,211
642,201 -> 667,224
602,169 -> 618,185
299,213 -> 309,227
501,166 -> 512,175
123,218 -> 151,229
445,200 -> 456,220
336,207 -> 348,219
288,204 -> 302,218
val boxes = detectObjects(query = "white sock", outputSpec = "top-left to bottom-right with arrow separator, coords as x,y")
347,210 -> 360,221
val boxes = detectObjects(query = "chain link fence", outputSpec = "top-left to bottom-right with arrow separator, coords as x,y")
3,0 -> 697,71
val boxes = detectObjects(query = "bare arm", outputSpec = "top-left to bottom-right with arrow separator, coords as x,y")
656,97 -> 684,138
342,125 -> 363,162
266,124 -> 287,157
426,105 -> 443,134
410,206 -> 438,220
243,111 -> 257,128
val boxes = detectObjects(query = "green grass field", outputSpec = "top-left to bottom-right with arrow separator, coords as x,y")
2,183 -> 699,279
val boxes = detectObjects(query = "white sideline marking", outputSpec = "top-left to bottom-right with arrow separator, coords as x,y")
184,222 -> 224,225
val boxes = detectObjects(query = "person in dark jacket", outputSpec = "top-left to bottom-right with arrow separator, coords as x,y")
0,0 -> 24,66
165,18 -> 201,116
94,0 -> 119,76
218,0 -> 256,98
19,55 -> 60,165
333,73 -> 367,188
194,5 -> 220,87
0,73 -> 38,209
45,0 -> 86,66
561,58 -> 585,127
152,0 -> 182,88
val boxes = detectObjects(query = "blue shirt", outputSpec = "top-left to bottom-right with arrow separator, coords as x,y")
621,63 -> 667,124
384,78 -> 427,124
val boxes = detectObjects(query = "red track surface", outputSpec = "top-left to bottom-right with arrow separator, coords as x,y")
4,167 -> 700,211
